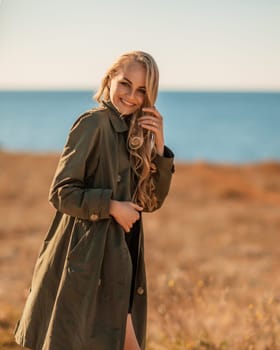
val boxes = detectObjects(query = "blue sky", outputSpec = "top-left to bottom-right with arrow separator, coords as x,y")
0,0 -> 279,90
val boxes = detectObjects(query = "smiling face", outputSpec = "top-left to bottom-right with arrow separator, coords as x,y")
109,60 -> 147,116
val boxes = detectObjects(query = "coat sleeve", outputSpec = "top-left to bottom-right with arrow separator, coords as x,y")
48,112 -> 112,221
144,145 -> 175,212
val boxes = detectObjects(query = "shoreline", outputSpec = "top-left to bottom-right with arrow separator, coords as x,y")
2,149 -> 280,167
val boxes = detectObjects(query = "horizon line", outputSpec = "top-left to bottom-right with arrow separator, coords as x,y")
1,87 -> 280,93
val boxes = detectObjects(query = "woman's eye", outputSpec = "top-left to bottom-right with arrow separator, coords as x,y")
120,81 -> 129,87
138,89 -> 146,95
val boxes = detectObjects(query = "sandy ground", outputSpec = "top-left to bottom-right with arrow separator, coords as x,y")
1,151 -> 280,349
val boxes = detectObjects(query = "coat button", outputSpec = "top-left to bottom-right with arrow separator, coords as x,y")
98,278 -> 101,286
117,174 -> 121,182
90,213 -> 99,221
137,286 -> 145,295
68,265 -> 75,273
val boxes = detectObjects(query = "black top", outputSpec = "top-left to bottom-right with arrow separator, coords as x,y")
125,215 -> 140,313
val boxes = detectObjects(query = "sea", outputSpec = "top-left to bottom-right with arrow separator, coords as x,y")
0,90 -> 280,164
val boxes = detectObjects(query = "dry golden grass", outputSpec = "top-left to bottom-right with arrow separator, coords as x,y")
1,151 -> 280,349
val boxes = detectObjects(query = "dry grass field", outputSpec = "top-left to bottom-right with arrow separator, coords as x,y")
1,151 -> 280,349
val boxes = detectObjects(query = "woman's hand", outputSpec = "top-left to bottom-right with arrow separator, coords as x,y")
109,200 -> 143,233
138,107 -> 165,156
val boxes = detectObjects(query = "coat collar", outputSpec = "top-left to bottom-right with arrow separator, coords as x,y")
102,100 -> 129,133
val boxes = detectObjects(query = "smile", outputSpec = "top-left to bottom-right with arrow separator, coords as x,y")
120,98 -> 135,107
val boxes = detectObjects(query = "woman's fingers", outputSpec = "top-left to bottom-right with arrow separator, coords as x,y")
110,201 -> 143,233
142,106 -> 162,118
129,203 -> 143,211
138,107 -> 163,131
124,223 -> 134,233
138,117 -> 161,135
138,115 -> 162,126
138,107 -> 165,155
123,203 -> 142,232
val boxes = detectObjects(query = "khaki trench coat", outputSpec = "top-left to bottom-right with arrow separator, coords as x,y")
14,100 -> 175,350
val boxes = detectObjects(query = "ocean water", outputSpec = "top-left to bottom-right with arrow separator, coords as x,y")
0,90 -> 280,164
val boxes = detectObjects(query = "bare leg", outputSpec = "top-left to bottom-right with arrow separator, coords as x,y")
124,313 -> 141,350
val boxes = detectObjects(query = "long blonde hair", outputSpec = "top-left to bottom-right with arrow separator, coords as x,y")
94,51 -> 160,211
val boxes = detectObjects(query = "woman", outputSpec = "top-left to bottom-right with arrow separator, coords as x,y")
14,51 -> 175,350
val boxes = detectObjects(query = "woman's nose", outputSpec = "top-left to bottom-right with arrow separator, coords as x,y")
127,88 -> 137,100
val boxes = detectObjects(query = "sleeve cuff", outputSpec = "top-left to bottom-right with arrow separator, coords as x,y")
153,145 -> 175,173
162,145 -> 174,158
89,189 -> 113,221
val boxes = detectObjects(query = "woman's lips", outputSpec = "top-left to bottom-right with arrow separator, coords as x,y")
120,98 -> 135,107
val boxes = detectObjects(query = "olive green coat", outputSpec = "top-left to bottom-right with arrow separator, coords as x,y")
14,100 -> 175,350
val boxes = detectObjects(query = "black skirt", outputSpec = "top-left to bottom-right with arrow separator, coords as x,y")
124,219 -> 140,313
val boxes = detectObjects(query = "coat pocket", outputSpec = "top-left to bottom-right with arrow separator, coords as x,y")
67,218 -> 93,260
37,211 -> 65,258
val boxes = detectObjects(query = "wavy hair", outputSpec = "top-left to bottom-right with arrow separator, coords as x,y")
94,51 -> 160,211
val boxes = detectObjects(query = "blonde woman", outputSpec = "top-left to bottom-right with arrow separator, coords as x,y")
14,51 -> 175,350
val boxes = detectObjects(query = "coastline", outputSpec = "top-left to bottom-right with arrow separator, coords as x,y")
1,151 -> 280,348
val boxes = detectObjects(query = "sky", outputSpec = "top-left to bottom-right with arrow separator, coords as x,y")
0,0 -> 279,91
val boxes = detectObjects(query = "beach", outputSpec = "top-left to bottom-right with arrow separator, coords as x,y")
1,151 -> 280,349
